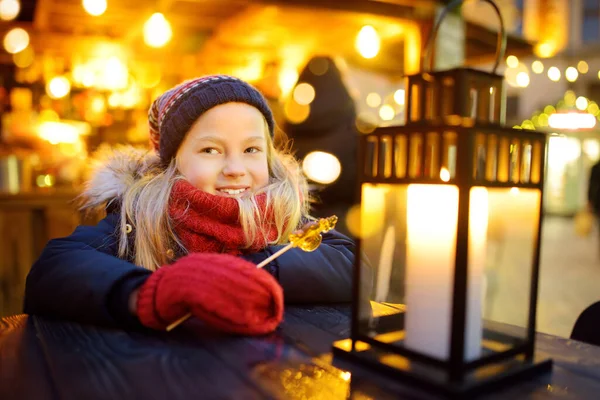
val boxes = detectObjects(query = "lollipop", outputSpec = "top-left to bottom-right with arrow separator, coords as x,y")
165,216 -> 338,331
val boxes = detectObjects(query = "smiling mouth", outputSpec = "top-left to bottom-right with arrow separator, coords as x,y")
217,188 -> 248,196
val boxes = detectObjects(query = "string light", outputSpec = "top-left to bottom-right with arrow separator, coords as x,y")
578,61 -> 589,74
576,96 -> 589,111
532,61 -> 544,74
394,89 -> 405,105
379,104 -> 395,121
565,67 -> 578,82
366,92 -> 381,108
516,72 -> 530,87
506,55 -> 519,68
547,67 -> 561,82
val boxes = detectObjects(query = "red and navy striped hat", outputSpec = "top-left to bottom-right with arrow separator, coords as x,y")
148,75 -> 274,164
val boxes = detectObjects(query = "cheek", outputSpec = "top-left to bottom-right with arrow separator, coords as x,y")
179,160 -> 215,190
252,160 -> 270,187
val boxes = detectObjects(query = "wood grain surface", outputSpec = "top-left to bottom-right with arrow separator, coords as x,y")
2,306 -> 600,399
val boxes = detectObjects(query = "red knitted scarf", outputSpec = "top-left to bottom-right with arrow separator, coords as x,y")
169,180 -> 278,255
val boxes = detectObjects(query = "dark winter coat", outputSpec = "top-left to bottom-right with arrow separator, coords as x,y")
23,148 -> 355,328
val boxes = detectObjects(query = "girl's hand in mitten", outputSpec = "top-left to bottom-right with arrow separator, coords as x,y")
136,253 -> 283,335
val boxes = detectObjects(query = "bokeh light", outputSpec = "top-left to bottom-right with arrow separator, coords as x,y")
293,83 -> 316,105
355,25 -> 380,59
4,28 -> 29,54
302,151 -> 342,184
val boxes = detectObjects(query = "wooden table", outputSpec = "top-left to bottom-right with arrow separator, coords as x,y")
1,305 -> 599,399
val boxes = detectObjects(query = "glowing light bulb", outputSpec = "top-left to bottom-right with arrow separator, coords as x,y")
506,55 -> 519,68
516,72 -> 530,87
144,13 -> 172,48
531,61 -> 544,74
355,25 -> 380,59
302,151 -> 342,184
3,27 -> 29,54
0,0 -> 20,21
394,89 -> 405,105
547,67 -> 561,82
82,0 -> 106,16
565,67 -> 578,82
366,92 -> 381,108
293,83 -> 315,105
46,76 -> 71,99
379,104 -> 395,121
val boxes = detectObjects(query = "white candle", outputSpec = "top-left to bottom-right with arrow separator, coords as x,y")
405,185 -> 487,361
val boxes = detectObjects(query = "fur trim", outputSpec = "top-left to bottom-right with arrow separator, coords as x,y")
79,146 -> 161,210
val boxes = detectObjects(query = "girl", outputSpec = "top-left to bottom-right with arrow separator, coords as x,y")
23,75 -> 355,335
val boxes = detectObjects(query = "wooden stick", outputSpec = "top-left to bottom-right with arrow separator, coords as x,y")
165,243 -> 295,332
255,243 -> 293,269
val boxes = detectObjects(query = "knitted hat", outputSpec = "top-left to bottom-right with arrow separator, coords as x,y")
148,75 -> 275,163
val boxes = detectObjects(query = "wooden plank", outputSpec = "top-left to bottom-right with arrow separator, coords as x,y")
181,315 -> 354,399
33,317 -> 265,400
286,305 -> 352,338
278,306 -> 351,357
0,315 -> 58,400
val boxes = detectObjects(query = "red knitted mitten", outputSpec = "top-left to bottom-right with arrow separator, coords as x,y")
136,253 -> 284,335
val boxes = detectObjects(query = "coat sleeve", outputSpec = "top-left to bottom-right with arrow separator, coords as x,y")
23,213 -> 151,327
244,229 -> 355,303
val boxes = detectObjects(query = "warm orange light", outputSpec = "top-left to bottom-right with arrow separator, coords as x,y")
355,25 -> 380,59
0,0 -> 20,21
548,113 -> 596,130
3,27 -> 29,54
535,41 -> 557,58
440,168 -> 450,182
82,0 -> 106,16
144,13 -> 172,48
293,83 -> 315,105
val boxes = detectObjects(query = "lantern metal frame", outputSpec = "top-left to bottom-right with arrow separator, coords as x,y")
332,0 -> 552,397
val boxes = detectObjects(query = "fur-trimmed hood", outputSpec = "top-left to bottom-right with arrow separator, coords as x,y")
80,146 -> 162,210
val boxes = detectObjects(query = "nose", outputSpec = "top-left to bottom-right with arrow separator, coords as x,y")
222,155 -> 246,178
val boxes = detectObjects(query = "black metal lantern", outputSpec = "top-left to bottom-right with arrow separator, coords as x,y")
332,0 -> 552,397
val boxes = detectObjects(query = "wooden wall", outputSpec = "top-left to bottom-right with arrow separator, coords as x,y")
0,192 -> 102,317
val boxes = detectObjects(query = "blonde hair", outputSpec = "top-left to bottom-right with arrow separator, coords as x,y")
100,127 -> 310,271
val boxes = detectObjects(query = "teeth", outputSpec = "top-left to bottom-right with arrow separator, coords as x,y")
218,188 -> 247,195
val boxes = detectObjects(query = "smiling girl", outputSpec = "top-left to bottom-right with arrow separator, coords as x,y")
24,75 -> 354,334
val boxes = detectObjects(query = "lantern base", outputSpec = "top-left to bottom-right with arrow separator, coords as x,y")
332,339 -> 552,399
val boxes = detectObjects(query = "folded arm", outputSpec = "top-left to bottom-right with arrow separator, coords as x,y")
24,214 -> 151,327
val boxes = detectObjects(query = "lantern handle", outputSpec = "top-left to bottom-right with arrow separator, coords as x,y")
423,0 -> 507,74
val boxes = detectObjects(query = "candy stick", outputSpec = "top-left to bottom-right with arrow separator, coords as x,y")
165,216 -> 338,332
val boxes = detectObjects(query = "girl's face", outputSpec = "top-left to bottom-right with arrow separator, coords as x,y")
176,102 -> 270,197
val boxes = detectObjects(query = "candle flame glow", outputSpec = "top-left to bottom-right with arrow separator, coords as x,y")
440,168 -> 450,182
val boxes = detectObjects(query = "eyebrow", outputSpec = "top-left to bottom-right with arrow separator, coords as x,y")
194,135 -> 266,144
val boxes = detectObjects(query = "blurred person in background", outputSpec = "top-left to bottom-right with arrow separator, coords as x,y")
284,56 -> 358,237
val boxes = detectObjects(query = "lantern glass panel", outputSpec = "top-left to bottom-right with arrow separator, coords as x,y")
357,183 -> 541,363
358,181 -> 464,361
483,188 -> 541,337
